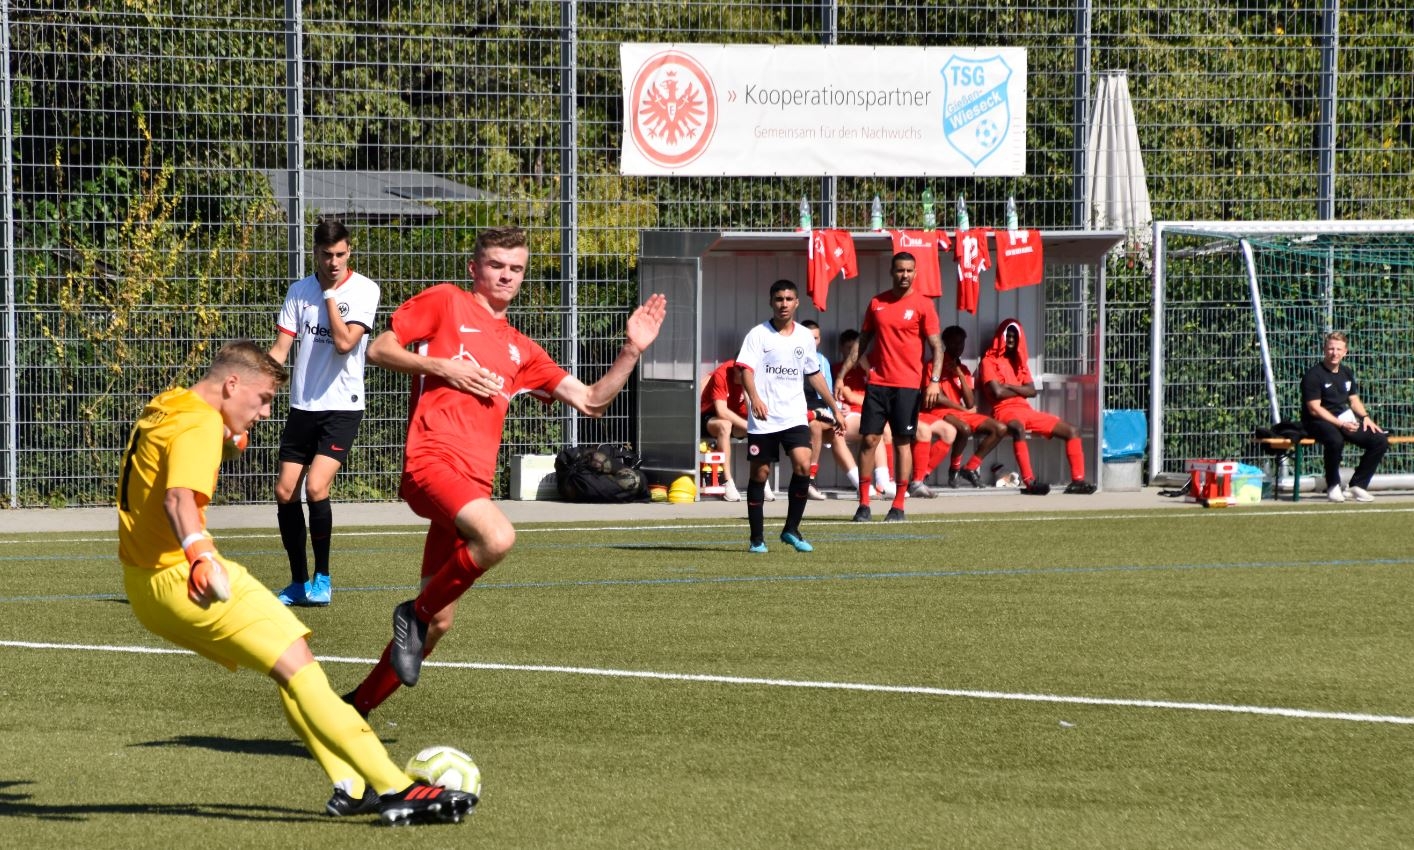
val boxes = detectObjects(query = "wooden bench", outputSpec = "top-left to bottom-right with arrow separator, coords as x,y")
1254,435 -> 1414,501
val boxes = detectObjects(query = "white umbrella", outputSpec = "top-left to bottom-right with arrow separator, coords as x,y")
1084,70 -> 1152,255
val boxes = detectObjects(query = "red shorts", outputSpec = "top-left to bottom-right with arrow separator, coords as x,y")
991,402 -> 1061,438
400,446 -> 492,529
944,409 -> 993,431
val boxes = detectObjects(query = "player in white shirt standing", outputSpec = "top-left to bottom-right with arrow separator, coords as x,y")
736,280 -> 846,554
267,220 -> 380,606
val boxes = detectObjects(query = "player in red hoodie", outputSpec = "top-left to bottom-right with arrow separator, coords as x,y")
979,318 -> 1097,495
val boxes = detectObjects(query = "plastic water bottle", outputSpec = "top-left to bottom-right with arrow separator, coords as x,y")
870,195 -> 884,231
798,197 -> 812,231
1006,195 -> 1019,232
956,194 -> 970,231
922,187 -> 936,229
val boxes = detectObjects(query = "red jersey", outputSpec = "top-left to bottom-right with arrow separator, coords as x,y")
994,228 -> 1044,290
979,318 -> 1033,415
939,354 -> 976,407
860,289 -> 940,389
699,360 -> 746,417
393,284 -> 569,480
890,229 -> 949,299
807,229 -> 858,312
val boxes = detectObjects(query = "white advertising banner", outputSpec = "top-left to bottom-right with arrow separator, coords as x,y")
619,43 -> 1027,177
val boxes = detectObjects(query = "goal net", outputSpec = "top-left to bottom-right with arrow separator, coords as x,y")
1150,220 -> 1414,483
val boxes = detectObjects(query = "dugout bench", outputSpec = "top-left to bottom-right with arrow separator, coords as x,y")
1253,434 -> 1414,502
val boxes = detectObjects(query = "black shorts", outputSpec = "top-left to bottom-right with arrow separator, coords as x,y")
278,408 -> 364,466
859,385 -> 921,442
746,424 -> 812,464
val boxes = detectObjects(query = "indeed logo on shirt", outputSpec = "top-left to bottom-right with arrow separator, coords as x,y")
765,363 -> 800,377
303,320 -> 333,339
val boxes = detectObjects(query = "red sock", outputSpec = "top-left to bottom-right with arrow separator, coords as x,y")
809,462 -> 819,479
858,480 -> 871,506
884,447 -> 895,481
928,441 -> 952,478
1013,440 -> 1034,482
892,487 -> 908,511
349,642 -> 436,714
911,440 -> 932,482
1066,437 -> 1086,480
415,542 -> 486,622
964,455 -> 983,472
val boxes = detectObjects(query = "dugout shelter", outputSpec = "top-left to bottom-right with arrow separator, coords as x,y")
636,229 -> 1126,493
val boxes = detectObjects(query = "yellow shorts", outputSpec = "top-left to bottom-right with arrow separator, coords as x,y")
123,558 -> 312,674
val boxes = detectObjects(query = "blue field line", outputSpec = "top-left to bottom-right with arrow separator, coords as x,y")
3,555 -> 1411,604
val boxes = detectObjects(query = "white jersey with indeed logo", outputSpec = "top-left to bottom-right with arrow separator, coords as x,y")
735,320 -> 820,435
275,271 -> 379,411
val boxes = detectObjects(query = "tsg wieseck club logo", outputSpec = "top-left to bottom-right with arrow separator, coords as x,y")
628,50 -> 718,168
940,54 -> 1013,167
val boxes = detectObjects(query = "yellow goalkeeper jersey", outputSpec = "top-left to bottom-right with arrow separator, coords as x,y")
117,387 -> 223,570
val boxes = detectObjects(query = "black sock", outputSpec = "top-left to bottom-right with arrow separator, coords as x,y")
308,497 -> 332,576
276,500 -> 308,583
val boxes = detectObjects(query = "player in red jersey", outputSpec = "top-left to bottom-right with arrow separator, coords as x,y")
345,226 -> 667,710
979,318 -> 1096,496
935,325 -> 1007,488
833,252 -> 944,522
699,359 -> 748,501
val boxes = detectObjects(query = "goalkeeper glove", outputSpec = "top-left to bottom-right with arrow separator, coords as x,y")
183,534 -> 231,607
222,427 -> 249,463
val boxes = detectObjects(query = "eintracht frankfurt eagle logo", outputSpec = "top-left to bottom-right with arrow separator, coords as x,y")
628,50 -> 717,168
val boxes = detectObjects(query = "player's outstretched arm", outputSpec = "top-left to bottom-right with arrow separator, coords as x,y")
368,328 -> 501,398
556,294 -> 668,417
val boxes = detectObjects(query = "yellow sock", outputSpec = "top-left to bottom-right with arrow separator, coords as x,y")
282,663 -> 410,795
278,685 -> 362,796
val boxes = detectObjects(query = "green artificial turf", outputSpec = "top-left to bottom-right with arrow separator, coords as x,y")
3,504 -> 1413,848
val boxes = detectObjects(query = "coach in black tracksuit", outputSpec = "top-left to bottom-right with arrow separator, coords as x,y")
1300,331 -> 1388,503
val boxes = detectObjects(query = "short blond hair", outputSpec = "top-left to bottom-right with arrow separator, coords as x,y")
1324,331 -> 1348,346
210,340 -> 289,386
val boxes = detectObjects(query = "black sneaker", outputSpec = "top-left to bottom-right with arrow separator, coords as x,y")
884,507 -> 906,522
326,785 -> 380,817
959,468 -> 983,488
391,600 -> 428,688
1064,480 -> 1098,495
378,781 -> 476,826
947,469 -> 960,488
1021,480 -> 1052,496
851,505 -> 872,523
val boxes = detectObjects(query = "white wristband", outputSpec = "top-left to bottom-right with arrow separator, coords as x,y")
322,289 -> 337,301
180,532 -> 207,550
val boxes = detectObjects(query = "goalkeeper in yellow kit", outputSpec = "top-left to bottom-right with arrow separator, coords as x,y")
117,340 -> 473,826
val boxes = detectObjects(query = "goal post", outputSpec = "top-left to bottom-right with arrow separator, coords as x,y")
1150,220 -> 1414,486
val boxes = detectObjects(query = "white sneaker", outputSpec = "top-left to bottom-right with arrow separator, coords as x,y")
873,479 -> 897,498
763,481 -> 777,501
1349,485 -> 1374,503
722,480 -> 742,502
806,484 -> 827,501
1326,485 -> 1346,503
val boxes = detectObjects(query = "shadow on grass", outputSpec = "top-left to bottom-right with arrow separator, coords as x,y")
0,779 -> 354,824
132,734 -> 309,759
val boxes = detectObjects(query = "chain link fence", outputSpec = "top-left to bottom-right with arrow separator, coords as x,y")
3,1 -> 1411,506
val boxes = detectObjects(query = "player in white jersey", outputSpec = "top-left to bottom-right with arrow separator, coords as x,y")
735,280 -> 845,554
267,220 -> 380,606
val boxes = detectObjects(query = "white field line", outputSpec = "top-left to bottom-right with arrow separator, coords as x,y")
13,505 -> 1414,546
4,639 -> 1412,727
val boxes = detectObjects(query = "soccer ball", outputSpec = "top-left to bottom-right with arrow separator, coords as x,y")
974,118 -> 1001,148
405,745 -> 482,798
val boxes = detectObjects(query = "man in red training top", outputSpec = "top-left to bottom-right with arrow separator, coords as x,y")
834,252 -> 944,522
980,318 -> 1096,495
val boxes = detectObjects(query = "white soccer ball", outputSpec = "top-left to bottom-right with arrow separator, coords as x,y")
405,745 -> 482,798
